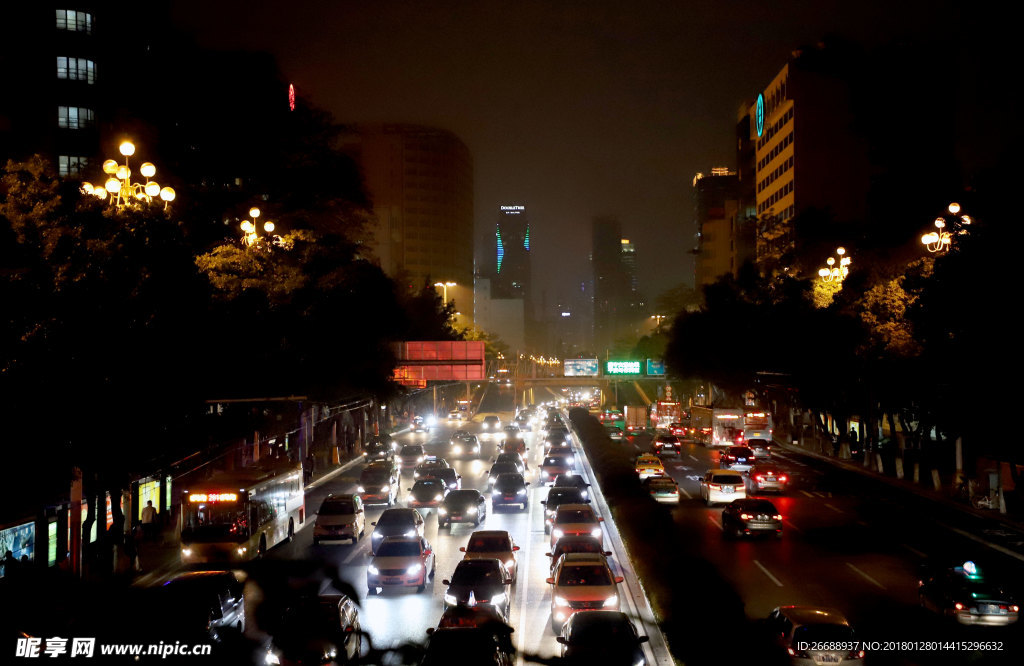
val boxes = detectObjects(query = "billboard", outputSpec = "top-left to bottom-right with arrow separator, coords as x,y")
646,360 -> 666,376
605,360 -> 642,375
392,341 -> 486,383
563,358 -> 599,377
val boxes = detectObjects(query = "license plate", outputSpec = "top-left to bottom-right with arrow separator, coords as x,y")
815,655 -> 840,664
451,515 -> 462,520
382,576 -> 401,584
721,487 -> 733,493
504,496 -> 515,500
980,604 -> 1001,614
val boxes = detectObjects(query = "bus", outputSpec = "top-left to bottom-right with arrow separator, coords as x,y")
180,461 -> 305,565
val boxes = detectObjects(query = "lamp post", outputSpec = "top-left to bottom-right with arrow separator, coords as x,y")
81,140 -> 176,210
239,206 -> 281,248
650,314 -> 666,332
818,247 -> 851,283
921,202 -> 972,254
433,281 -> 457,305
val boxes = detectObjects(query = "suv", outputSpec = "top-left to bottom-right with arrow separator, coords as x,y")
546,553 -> 623,632
553,474 -> 590,500
439,489 -> 488,528
764,606 -> 864,665
160,571 -> 246,640
652,434 -> 681,457
491,473 -> 528,511
720,446 -> 755,471
313,494 -> 365,545
699,469 -> 746,506
549,503 -> 603,548
369,508 -> 425,555
362,435 -> 396,462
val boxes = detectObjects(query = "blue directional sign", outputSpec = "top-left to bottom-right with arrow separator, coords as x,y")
563,358 -> 599,377
646,360 -> 666,376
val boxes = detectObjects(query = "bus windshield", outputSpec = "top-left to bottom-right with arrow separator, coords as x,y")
181,502 -> 249,542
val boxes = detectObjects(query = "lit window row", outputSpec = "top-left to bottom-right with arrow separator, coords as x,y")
57,106 -> 94,129
758,131 -> 793,170
756,107 -> 793,150
56,9 -> 93,33
57,57 -> 96,84
758,182 -> 794,214
757,156 -> 794,193
58,155 -> 89,176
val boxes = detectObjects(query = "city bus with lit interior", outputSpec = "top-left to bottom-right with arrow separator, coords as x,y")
180,462 -> 305,565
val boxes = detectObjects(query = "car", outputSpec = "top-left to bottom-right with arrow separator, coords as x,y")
514,415 -> 532,431
442,559 -> 513,621
557,610 -> 649,665
918,560 -> 1020,626
159,571 -> 246,641
604,426 -> 625,442
482,415 -> 502,431
720,446 -> 755,471
721,498 -> 783,538
420,627 -> 514,666
546,443 -> 574,460
634,454 -> 666,479
399,444 -> 426,468
490,473 -> 529,511
414,456 -> 451,479
668,422 -> 690,437
439,489 -> 488,528
262,592 -> 361,666
546,552 -> 623,632
435,604 -> 507,631
408,478 -> 449,508
597,409 -> 623,424
540,454 -> 575,485
370,508 -> 425,554
492,452 -> 526,476
427,467 -> 462,491
553,474 -> 591,500
448,432 -> 480,458
545,535 -> 610,573
460,530 -> 521,582
541,486 -> 590,534
501,424 -> 521,439
747,439 -> 771,459
411,415 -> 431,432
447,410 -> 465,422
358,462 -> 399,505
498,438 -> 528,463
367,535 -> 436,593
651,434 -> 681,456
764,606 -> 864,665
362,435 -> 397,462
746,465 -> 788,494
643,477 -> 680,504
699,469 -> 746,506
486,461 -> 523,487
549,503 -> 604,548
313,493 -> 365,545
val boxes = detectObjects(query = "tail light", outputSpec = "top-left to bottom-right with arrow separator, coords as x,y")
773,514 -> 782,520
740,513 -> 753,520
778,475 -> 787,482
708,484 -> 721,491
1012,605 -> 1020,612
847,649 -> 865,659
954,602 -> 965,610
755,475 -> 764,482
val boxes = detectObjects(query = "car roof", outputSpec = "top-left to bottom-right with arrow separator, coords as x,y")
559,552 -> 608,565
324,493 -> 357,501
378,535 -> 422,545
710,469 -> 744,477
469,530 -> 511,539
555,503 -> 595,513
446,489 -> 481,498
776,606 -> 850,626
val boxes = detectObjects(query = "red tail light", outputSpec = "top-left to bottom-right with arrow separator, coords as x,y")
954,602 -> 965,610
847,649 -> 865,659
755,475 -> 764,482
740,513 -> 753,520
773,514 -> 782,520
708,484 -> 721,491
778,475 -> 787,482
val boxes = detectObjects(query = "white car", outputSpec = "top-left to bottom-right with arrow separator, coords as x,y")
699,469 -> 746,506
313,494 -> 365,545
367,536 -> 435,593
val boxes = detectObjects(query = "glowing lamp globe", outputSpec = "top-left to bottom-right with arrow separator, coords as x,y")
140,162 -> 156,178
94,188 -> 107,200
105,178 -> 121,193
81,182 -> 94,194
263,221 -> 275,233
240,221 -> 254,233
119,141 -> 136,157
249,207 -> 261,219
102,159 -> 119,175
116,165 -> 130,180
145,181 -> 161,197
948,202 -> 961,215
159,187 -> 176,202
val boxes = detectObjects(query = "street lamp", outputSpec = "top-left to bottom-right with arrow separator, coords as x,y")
921,202 -> 971,253
81,140 -> 176,210
433,281 -> 457,304
650,314 -> 667,331
239,206 -> 282,248
818,247 -> 851,283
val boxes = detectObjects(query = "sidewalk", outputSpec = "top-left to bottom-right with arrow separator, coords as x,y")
776,437 -> 1024,540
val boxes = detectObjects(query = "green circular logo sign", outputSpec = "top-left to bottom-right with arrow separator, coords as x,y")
755,93 -> 765,138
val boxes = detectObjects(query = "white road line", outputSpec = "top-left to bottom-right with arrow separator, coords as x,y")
941,524 -> 1024,564
813,491 -> 825,498
707,515 -> 723,530
689,454 -> 699,462
678,486 -> 692,500
825,503 -> 843,514
754,559 -> 784,587
902,544 -> 927,558
800,490 -> 814,498
515,508 -> 533,666
784,519 -> 802,533
846,562 -> 886,589
343,540 -> 367,564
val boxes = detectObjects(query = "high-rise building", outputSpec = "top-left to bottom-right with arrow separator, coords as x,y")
492,205 -> 531,301
692,168 -> 756,288
591,216 -> 645,353
342,124 -> 474,318
619,238 -> 637,295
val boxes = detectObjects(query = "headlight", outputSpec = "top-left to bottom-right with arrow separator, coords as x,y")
591,527 -> 603,538
567,457 -> 574,464
453,446 -> 462,454
603,594 -> 619,607
407,563 -> 422,574
505,558 -> 515,568
438,507 -> 448,515
414,472 -> 420,478
181,548 -> 192,557
372,532 -> 383,539
552,529 -> 564,538
490,592 -> 506,605
468,507 -> 478,515
492,489 -> 501,495
367,565 -> 379,575
357,486 -> 365,493
444,594 -> 457,605
264,650 -> 281,665
404,530 -> 416,537
417,456 -> 424,462
517,489 -> 526,495
553,595 -> 569,607
449,482 -> 457,489
381,485 -> 390,492
435,494 -> 443,501
236,546 -> 247,556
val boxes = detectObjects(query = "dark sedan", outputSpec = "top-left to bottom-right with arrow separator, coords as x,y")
557,610 -> 649,665
490,473 -> 528,511
553,474 -> 590,500
541,486 -> 589,534
486,462 -> 523,487
420,627 -> 513,666
399,444 -> 426,468
919,561 -> 1019,626
540,455 -> 574,485
721,498 -> 783,538
652,434 -> 681,457
438,490 -> 488,528
408,478 -> 449,508
442,559 -> 513,621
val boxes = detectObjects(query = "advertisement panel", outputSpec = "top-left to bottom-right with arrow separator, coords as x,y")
563,358 -> 599,377
646,360 -> 666,376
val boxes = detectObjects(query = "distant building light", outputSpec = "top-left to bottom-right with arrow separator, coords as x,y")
561,312 -> 571,317
620,238 -> 630,244
500,205 -> 525,212
711,167 -> 734,176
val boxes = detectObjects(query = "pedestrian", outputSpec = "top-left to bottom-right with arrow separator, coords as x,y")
304,452 -> 315,484
140,500 -> 158,542
124,532 -> 140,573
849,427 -> 859,443
2,550 -> 18,579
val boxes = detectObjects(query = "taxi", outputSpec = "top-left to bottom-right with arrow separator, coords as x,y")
460,530 -> 521,582
634,454 -> 666,479
643,477 -> 680,504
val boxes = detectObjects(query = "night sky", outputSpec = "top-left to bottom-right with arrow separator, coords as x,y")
172,0 -> 972,306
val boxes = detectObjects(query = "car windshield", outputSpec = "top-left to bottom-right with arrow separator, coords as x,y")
544,457 -> 568,467
376,510 -> 414,526
445,491 -> 479,505
422,631 -> 501,666
361,470 -> 388,484
495,474 -> 524,489
554,539 -> 603,558
739,501 -> 776,513
376,540 -> 421,557
711,474 -> 741,485
556,509 -> 595,524
412,480 -> 445,493
729,447 -> 752,456
556,475 -> 585,487
319,499 -> 355,515
451,562 -> 504,585
548,489 -> 583,503
950,578 -> 1007,598
568,617 -> 634,642
491,463 -> 518,476
648,479 -> 675,489
467,535 -> 511,552
496,454 -> 520,464
792,624 -> 856,645
658,436 -> 679,443
400,445 -> 423,456
558,564 -> 611,586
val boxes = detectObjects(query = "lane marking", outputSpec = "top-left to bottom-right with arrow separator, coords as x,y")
707,515 -> 723,530
846,562 -> 886,589
514,499 -> 534,666
902,544 -> 927,558
784,519 -> 802,533
678,486 -> 692,500
343,539 -> 367,564
813,491 -> 825,498
825,503 -> 843,514
689,454 -> 699,462
800,490 -> 814,498
941,524 -> 1024,564
754,559 -> 784,587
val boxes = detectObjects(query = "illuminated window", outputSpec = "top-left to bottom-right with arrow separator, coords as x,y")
57,155 -> 88,176
57,106 -> 94,129
56,9 -> 93,33
56,57 -> 96,84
